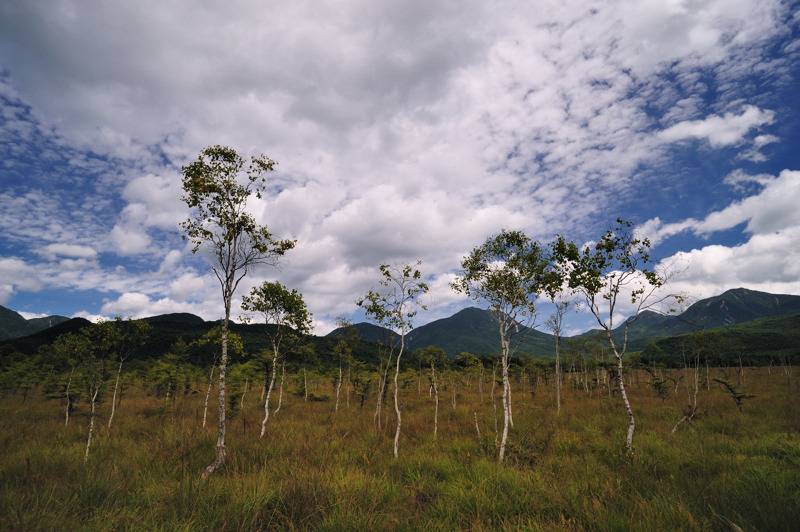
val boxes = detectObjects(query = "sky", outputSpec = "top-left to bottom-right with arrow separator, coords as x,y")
1,0 -> 799,336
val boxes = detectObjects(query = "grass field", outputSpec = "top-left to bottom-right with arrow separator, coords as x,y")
1,365 -> 799,530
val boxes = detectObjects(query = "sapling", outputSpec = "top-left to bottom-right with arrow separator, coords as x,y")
358,261 -> 428,458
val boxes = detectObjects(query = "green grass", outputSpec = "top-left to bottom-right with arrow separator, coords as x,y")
1,366 -> 799,530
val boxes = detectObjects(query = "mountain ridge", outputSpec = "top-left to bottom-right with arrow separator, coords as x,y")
0,306 -> 70,342
3,287 -> 799,359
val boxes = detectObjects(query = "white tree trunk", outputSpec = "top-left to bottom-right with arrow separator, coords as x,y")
335,363 -> 343,412
346,366 -> 351,407
64,367 -> 74,427
275,363 -> 285,415
260,350 -> 279,437
241,379 -> 248,409
555,336 -> 562,413
431,361 -> 439,439
491,363 -> 498,445
498,345 -> 511,462
479,365 -> 484,404
84,386 -> 100,465
507,375 -> 514,429
202,309 -> 229,480
392,337 -> 406,458
107,361 -> 123,430
613,349 -> 635,452
202,365 -> 215,428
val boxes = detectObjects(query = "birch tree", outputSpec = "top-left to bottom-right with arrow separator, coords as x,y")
101,317 -> 151,430
546,297 -> 577,413
193,327 -> 244,428
451,230 -> 557,463
331,317 -> 360,412
46,332 -> 88,426
241,281 -> 311,437
358,261 -> 428,458
79,327 -> 109,464
419,345 -> 445,439
181,145 -> 295,479
551,218 -> 683,452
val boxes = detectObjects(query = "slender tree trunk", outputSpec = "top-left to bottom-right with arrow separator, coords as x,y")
499,342 -> 511,462
392,337 -> 405,458
303,367 -> 308,402
507,374 -> 514,429
202,303 -> 230,480
346,366 -> 351,407
241,380 -> 249,409
491,362 -> 498,445
479,364 -> 484,404
65,366 -> 74,427
431,361 -> 439,439
555,335 -> 562,413
275,363 -> 285,415
107,360 -> 123,430
613,348 -> 635,452
335,361 -> 343,412
202,365 -> 215,428
84,386 -> 100,465
374,358 -> 390,431
260,349 -> 278,437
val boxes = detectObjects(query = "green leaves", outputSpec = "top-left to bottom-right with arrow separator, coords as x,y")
241,281 -> 312,335
179,145 -> 294,275
451,229 -> 556,321
357,261 -> 428,335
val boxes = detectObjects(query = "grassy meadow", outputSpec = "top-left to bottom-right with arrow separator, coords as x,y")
1,365 -> 799,531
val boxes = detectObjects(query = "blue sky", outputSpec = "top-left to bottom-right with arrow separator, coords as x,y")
1,0 -> 799,335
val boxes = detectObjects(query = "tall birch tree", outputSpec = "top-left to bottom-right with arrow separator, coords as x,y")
241,281 -> 312,437
181,145 -> 295,479
357,261 -> 428,458
451,230 -> 557,463
551,218 -> 683,452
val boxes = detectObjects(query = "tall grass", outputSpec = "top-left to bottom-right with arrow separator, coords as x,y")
1,366 -> 798,530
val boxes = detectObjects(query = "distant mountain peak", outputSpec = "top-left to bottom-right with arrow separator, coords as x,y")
0,305 -> 71,341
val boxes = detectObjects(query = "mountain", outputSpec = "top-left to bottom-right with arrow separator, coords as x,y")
647,311 -> 800,365
3,287 -> 799,363
328,307 -> 557,358
406,307 -> 556,357
0,305 -> 70,341
1,317 -> 93,357
576,288 -> 800,352
329,288 -> 800,359
678,288 -> 800,329
143,313 -> 206,325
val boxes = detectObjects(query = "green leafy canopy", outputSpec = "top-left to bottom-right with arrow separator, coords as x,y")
180,145 -> 295,278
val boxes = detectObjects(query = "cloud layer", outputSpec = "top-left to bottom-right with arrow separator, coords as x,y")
0,0 -> 798,332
